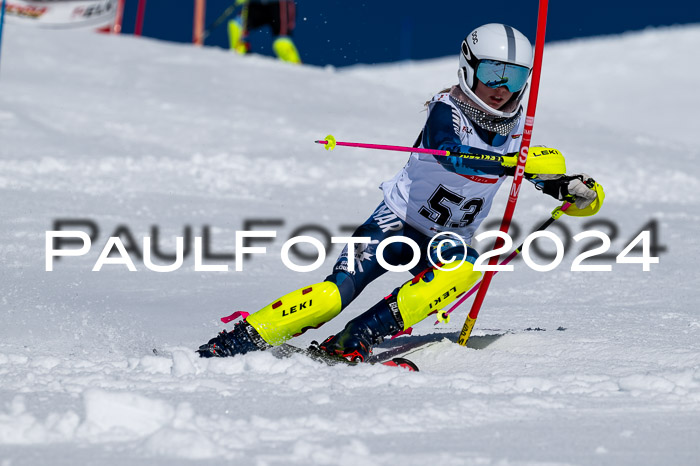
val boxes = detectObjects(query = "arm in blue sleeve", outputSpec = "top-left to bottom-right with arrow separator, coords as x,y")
422,101 -> 505,176
422,102 -> 463,153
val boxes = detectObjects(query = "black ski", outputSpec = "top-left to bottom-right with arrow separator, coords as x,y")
368,326 -> 569,363
155,344 -> 418,371
272,343 -> 419,372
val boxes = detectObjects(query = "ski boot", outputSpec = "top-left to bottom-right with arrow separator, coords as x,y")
320,247 -> 482,362
197,320 -> 270,358
319,295 -> 402,362
199,282 -> 343,357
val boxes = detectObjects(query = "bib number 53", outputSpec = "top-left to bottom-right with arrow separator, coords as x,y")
419,185 -> 484,229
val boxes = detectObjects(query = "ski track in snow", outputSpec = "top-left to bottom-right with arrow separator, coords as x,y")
1,23 -> 700,465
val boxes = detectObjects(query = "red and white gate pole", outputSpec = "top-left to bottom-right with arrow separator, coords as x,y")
193,0 -> 206,46
457,0 -> 550,347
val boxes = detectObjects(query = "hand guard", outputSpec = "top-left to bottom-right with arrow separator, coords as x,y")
539,173 -> 599,209
501,146 -> 566,176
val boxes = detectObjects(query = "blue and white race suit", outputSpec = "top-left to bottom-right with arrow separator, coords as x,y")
326,87 -> 525,308
381,87 -> 524,246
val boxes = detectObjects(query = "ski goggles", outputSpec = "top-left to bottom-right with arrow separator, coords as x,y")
475,60 -> 530,92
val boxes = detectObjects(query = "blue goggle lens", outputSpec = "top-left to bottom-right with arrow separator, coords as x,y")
476,60 -> 530,92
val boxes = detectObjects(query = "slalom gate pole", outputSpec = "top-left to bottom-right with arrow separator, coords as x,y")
112,0 -> 125,34
315,135 -> 506,163
193,0 -> 206,46
457,0 -> 550,347
134,0 -> 147,37
436,202 -> 570,325
110,0 -> 126,34
0,0 -> 6,74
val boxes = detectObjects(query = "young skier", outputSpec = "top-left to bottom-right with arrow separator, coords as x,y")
198,23 -> 604,361
228,0 -> 301,64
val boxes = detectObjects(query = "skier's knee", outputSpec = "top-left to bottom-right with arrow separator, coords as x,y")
324,271 -> 358,309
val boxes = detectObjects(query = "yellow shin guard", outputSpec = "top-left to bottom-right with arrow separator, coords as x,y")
395,260 -> 482,330
246,282 -> 342,346
272,36 -> 301,64
228,20 -> 247,54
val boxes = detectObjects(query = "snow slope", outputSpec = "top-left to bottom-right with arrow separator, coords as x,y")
1,23 -> 699,465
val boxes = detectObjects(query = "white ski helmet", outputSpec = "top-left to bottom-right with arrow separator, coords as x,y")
458,23 -> 533,118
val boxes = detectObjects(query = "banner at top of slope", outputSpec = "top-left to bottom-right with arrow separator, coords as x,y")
5,0 -> 116,29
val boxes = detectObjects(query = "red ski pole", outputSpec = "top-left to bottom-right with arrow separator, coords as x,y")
315,134 -> 507,163
458,0 -> 549,347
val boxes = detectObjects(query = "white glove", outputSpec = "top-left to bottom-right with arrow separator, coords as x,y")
539,173 -> 598,209
565,174 -> 598,209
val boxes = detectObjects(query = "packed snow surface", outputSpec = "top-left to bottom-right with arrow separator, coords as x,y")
1,23 -> 700,465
